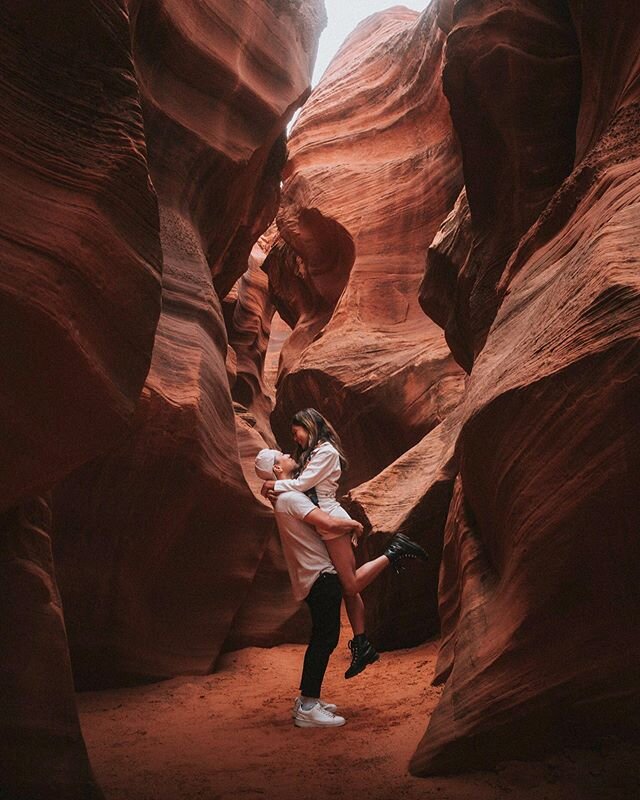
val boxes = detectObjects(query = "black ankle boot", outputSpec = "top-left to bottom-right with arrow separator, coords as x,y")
345,634 -> 379,679
383,533 -> 429,574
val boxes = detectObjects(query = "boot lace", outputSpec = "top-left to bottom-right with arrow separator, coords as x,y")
348,639 -> 361,659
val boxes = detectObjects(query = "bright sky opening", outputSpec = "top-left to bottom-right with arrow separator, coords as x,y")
313,1 -> 429,85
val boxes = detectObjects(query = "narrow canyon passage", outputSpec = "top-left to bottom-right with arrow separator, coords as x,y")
3,1 -> 640,797
78,623 -> 640,800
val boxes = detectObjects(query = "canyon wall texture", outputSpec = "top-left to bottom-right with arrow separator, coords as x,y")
224,233 -> 279,443
345,0 -> 640,777
3,0 -> 639,791
267,4 -> 466,489
0,2 -> 162,515
52,0 -> 325,688
422,0 -> 581,371
0,1 -> 162,795
1,1 -> 323,796
261,3 -> 471,654
361,0 -> 640,776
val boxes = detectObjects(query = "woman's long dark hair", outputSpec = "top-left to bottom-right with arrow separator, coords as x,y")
291,408 -> 348,474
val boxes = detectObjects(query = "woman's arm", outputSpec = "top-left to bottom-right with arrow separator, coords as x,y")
273,447 -> 339,493
305,508 -> 363,540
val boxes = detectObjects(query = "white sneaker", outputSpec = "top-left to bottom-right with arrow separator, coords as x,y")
294,702 -> 346,728
291,696 -> 338,717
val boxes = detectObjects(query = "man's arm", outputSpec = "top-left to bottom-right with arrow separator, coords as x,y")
272,448 -> 337,494
274,491 -> 363,540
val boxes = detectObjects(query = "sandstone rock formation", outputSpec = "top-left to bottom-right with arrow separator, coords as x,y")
126,0 -> 325,300
264,312 -> 293,398
224,235 -> 278,443
0,1 -> 163,795
405,0 -> 640,775
267,4 -> 467,488
420,187 -> 472,335
348,421 -> 459,648
222,235 -> 312,651
4,0 -> 639,789
52,0 -> 325,687
0,497 -> 104,799
0,3 -> 162,514
423,0 -> 581,371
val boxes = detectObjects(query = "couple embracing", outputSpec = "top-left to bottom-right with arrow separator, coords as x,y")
254,408 -> 428,729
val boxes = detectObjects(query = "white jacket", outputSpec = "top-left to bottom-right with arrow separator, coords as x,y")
273,442 -> 343,515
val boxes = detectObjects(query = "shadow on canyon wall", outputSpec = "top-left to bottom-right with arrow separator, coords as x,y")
1,0 -> 639,797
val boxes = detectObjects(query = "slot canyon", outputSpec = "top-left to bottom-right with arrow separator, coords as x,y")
1,1 -> 639,798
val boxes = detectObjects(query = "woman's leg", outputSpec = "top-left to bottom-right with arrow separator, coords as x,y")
325,537 -> 365,634
343,593 -> 365,637
325,535 -> 390,596
325,535 -> 390,639
324,536 -> 385,678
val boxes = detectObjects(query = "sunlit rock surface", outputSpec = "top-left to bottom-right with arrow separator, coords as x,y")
268,4 -> 466,487
128,0 -> 326,298
225,234 -> 278,443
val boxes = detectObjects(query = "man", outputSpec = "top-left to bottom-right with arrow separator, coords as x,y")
255,450 -> 427,727
255,448 -> 362,728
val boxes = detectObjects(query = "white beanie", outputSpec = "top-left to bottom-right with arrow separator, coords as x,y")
254,448 -> 282,480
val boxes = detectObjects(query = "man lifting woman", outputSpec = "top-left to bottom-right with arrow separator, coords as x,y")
255,408 -> 428,728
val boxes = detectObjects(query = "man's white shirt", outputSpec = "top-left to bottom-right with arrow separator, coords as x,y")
273,491 -> 336,601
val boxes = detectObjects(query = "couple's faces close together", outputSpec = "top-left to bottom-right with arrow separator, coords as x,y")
291,424 -> 309,449
274,453 -> 297,475
273,425 -> 309,477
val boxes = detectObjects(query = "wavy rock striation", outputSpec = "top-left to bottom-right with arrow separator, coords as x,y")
347,421 -> 459,649
268,5 -> 466,487
0,2 -> 163,795
129,0 -> 325,299
224,234 -> 278,442
52,0 -> 325,686
0,3 -> 162,513
0,497 -> 104,799
408,0 -> 640,775
422,0 -> 581,370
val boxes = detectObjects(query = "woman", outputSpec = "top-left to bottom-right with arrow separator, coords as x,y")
262,408 -> 429,679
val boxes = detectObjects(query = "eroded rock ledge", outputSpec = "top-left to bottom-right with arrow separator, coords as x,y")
350,0 -> 640,776
267,4 -> 466,489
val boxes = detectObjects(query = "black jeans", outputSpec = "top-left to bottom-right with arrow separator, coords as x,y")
300,572 -> 342,698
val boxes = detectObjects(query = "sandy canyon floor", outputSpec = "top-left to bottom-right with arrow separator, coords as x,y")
79,621 -> 640,800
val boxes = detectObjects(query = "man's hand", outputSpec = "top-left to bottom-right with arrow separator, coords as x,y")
261,480 -> 275,498
349,520 -> 364,547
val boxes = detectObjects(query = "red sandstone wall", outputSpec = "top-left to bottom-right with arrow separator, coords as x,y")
354,0 -> 640,776
0,3 -> 162,514
1,1 -> 323,795
422,0 -> 581,371
52,0 -> 325,687
267,4 -> 467,489
259,5 -> 472,653
224,233 -> 279,444
0,1 -> 164,795
3,0 -> 639,788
